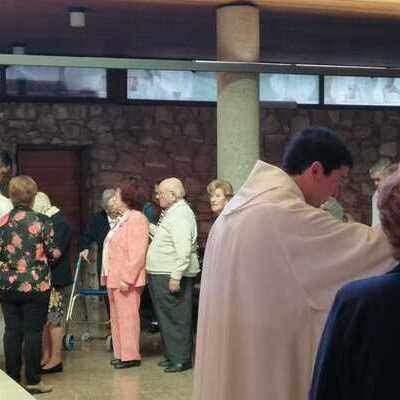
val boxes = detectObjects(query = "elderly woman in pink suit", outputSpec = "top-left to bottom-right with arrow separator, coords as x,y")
102,180 -> 149,369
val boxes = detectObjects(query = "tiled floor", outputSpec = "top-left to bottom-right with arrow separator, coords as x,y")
0,334 -> 194,400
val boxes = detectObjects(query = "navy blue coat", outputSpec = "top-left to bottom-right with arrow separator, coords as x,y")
49,211 -> 72,288
309,264 -> 400,400
79,210 -> 109,276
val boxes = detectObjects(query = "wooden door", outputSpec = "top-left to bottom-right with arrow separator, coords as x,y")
17,146 -> 87,266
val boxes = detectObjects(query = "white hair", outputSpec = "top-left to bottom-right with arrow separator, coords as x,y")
101,188 -> 116,209
33,192 -> 60,217
369,158 -> 392,176
33,192 -> 51,215
160,178 -> 185,199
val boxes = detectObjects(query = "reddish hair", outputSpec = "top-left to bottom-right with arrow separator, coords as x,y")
118,180 -> 146,210
9,176 -> 38,207
378,171 -> 400,260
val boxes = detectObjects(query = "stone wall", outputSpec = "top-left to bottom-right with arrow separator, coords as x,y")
0,103 -> 217,246
0,102 -> 399,238
262,109 -> 398,223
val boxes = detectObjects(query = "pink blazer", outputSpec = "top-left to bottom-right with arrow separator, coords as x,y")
103,210 -> 149,289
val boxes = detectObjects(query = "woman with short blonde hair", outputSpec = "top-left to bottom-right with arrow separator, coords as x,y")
207,179 -> 234,215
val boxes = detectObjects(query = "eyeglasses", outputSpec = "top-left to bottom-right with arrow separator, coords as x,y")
158,190 -> 174,198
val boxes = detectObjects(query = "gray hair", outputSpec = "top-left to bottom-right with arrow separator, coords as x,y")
33,192 -> 51,215
369,158 -> 392,176
101,188 -> 116,209
160,178 -> 186,199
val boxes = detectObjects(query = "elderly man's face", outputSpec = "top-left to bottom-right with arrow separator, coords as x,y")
371,172 -> 384,190
158,182 -> 176,209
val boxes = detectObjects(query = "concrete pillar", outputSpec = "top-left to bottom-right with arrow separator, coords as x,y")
217,3 -> 260,191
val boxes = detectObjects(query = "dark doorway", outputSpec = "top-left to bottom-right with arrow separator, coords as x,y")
17,145 -> 90,266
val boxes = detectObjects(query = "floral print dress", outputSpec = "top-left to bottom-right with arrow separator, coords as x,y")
0,206 -> 61,293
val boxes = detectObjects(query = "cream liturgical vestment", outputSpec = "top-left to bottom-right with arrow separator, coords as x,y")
193,161 -> 394,400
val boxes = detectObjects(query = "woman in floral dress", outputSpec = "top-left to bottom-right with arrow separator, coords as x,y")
0,176 -> 61,394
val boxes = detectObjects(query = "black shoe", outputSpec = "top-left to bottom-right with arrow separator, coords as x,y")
164,361 -> 192,373
110,358 -> 121,366
158,359 -> 171,368
114,360 -> 141,369
148,321 -> 159,333
41,363 -> 63,374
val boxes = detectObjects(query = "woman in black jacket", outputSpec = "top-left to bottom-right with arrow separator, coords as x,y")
33,192 -> 72,374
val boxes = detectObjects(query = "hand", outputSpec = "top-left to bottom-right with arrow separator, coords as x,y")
79,249 -> 89,262
169,278 -> 180,293
120,281 -> 129,292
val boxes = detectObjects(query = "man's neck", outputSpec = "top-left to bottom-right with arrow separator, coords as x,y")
290,175 -> 318,208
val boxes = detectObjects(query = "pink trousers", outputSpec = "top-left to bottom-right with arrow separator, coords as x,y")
108,286 -> 143,361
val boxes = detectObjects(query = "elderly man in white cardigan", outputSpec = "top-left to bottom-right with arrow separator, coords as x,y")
146,177 -> 199,373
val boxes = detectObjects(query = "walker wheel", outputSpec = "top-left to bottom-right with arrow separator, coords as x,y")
81,332 -> 91,342
106,335 -> 113,352
63,334 -> 75,351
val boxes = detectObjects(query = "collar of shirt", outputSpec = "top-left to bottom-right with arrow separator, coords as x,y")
165,199 -> 185,217
108,214 -> 122,229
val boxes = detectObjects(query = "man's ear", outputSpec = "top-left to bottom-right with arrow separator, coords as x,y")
310,161 -> 325,179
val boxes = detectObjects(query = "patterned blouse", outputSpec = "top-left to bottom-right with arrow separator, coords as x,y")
0,206 -> 61,293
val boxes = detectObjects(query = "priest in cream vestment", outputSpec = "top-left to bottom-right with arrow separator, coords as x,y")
193,128 -> 394,400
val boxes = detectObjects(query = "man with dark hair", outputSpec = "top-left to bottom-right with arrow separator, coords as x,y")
282,127 -> 353,176
194,127 -> 394,400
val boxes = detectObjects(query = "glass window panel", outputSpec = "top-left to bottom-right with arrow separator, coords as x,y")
128,70 -> 319,104
191,72 -> 217,101
6,66 -> 107,98
127,70 -> 217,101
260,73 -> 319,104
324,76 -> 400,106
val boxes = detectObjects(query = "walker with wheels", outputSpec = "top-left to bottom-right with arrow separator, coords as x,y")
63,258 -> 112,351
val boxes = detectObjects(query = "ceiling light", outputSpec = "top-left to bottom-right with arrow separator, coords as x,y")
69,7 -> 86,28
